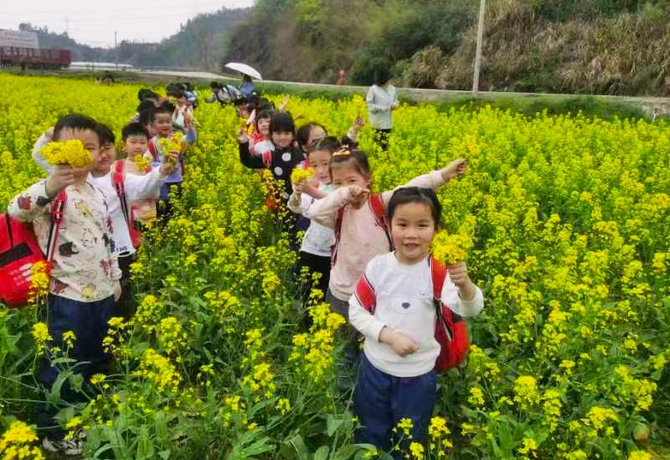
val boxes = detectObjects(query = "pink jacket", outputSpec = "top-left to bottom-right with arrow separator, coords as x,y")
304,170 -> 446,301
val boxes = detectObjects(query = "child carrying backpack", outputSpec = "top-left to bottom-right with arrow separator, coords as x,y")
348,187 -> 484,455
303,148 -> 467,318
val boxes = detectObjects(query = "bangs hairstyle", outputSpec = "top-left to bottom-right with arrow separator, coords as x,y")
137,88 -> 159,101
136,99 -> 157,113
53,114 -> 99,142
387,187 -> 442,228
297,122 -> 327,150
122,122 -> 150,141
95,123 -> 115,145
329,148 -> 371,178
307,136 -> 341,156
270,112 -> 296,135
149,103 -> 174,122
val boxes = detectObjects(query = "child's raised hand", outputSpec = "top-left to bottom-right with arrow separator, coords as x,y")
237,127 -> 249,143
279,95 -> 290,112
353,115 -> 366,131
441,158 -> 467,182
45,165 -> 76,198
347,185 -> 369,203
380,328 -> 419,357
447,261 -> 477,301
160,151 -> 179,176
447,261 -> 470,287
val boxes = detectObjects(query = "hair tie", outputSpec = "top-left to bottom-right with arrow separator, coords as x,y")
333,147 -> 352,157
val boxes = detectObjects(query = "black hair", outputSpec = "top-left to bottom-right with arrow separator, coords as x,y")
122,122 -> 150,141
329,148 -> 371,178
53,114 -> 99,142
269,111 -> 296,136
210,81 -> 222,89
297,122 -> 327,150
138,110 -> 152,128
136,99 -> 157,113
387,187 -> 442,228
257,109 -> 273,121
257,98 -> 275,112
149,103 -> 174,123
374,67 -> 392,87
243,74 -> 252,82
96,123 -> 115,146
168,89 -> 185,99
138,88 -> 159,102
308,136 -> 341,156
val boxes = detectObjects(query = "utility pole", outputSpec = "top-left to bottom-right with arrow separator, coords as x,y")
114,31 -> 118,70
472,0 -> 486,95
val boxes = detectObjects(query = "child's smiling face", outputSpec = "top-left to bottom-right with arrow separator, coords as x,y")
391,201 -> 437,265
272,130 -> 293,149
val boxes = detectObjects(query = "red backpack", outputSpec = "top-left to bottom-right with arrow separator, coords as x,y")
0,192 -> 67,308
354,255 -> 470,373
332,194 -> 392,266
112,160 -> 142,249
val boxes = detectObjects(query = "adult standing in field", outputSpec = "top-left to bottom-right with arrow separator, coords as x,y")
366,68 -> 398,152
240,74 -> 256,99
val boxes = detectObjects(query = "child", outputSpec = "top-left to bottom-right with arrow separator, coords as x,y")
237,111 -> 305,201
90,123 -> 176,318
303,149 -> 466,318
8,114 -> 120,455
149,103 -> 197,220
238,111 -> 305,246
288,136 -> 340,300
296,117 -> 365,154
249,109 -> 274,156
349,187 -> 484,454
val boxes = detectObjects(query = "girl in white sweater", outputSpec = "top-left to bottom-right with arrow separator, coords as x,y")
348,187 -> 484,454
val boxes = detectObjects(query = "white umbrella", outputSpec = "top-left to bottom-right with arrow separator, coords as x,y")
224,62 -> 263,80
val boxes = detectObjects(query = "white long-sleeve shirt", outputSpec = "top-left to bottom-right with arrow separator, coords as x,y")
349,253 -> 484,377
366,84 -> 398,130
288,183 -> 335,257
88,168 -> 166,255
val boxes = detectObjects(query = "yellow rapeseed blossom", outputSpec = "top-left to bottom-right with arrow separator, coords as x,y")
0,420 -> 44,460
40,139 -> 92,167
290,167 -> 314,184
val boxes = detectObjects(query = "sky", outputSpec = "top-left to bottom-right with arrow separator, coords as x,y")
1,0 -> 254,48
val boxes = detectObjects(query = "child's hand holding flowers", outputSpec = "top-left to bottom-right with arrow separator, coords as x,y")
160,151 -> 179,176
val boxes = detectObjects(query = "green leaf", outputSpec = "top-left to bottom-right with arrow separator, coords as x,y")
313,446 -> 330,460
279,433 -> 309,460
137,425 -> 155,460
327,413 -> 345,437
159,449 -> 172,460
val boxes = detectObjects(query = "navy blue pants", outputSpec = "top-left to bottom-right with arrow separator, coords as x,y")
37,294 -> 117,439
354,355 -> 437,455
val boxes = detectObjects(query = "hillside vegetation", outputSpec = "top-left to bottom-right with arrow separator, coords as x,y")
224,0 -> 670,96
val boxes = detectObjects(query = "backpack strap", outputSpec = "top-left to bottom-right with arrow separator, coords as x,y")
331,207 -> 345,266
354,273 -> 377,314
429,255 -> 454,341
46,191 -> 67,264
112,160 -> 133,231
369,194 -> 393,250
148,139 -> 158,162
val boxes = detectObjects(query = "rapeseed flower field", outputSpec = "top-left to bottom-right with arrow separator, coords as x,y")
0,74 -> 668,459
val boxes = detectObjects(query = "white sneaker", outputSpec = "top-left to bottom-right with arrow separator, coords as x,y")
42,436 -> 83,456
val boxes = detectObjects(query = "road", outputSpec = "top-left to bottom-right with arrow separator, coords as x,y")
121,68 -> 670,117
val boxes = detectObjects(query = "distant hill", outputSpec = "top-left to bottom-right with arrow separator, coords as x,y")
17,7 -> 250,71
224,0 -> 670,97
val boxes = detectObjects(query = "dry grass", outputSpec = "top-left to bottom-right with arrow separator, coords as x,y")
406,4 -> 670,96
